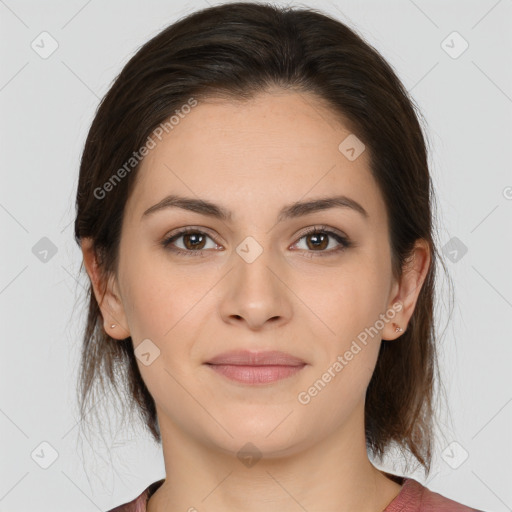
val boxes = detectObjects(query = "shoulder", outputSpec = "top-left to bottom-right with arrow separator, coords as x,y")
106,479 -> 165,512
385,477 -> 487,512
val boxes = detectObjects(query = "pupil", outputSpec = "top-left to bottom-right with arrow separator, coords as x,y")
309,233 -> 327,250
185,233 -> 204,249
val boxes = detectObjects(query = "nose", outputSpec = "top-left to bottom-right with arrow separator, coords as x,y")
218,245 -> 293,331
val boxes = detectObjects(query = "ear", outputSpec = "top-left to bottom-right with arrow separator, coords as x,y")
81,237 -> 131,340
382,238 -> 431,341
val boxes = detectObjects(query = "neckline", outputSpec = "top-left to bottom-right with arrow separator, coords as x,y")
383,477 -> 425,511
144,475 -> 417,510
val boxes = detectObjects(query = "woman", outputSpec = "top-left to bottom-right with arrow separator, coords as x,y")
74,2 -> 485,511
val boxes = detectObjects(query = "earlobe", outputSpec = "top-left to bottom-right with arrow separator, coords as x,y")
104,319 -> 130,340
80,237 -> 131,340
384,239 -> 431,341
381,303 -> 406,341
393,322 -> 404,334
100,273 -> 131,339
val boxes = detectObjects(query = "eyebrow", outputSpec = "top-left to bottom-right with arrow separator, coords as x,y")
141,194 -> 369,222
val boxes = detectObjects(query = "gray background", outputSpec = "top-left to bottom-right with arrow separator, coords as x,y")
1,0 -> 511,510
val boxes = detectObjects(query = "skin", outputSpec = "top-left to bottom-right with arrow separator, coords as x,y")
82,89 -> 430,512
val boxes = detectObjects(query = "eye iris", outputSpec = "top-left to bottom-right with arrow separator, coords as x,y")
307,233 -> 328,250
184,233 -> 206,250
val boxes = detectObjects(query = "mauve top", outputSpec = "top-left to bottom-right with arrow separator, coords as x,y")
107,475 -> 486,512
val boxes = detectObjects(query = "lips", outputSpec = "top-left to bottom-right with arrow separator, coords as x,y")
204,350 -> 306,385
205,350 -> 305,366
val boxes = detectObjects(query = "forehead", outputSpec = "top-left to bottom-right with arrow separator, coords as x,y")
127,91 -> 386,225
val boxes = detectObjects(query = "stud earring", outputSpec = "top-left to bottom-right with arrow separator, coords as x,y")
393,323 -> 403,333
111,324 -> 116,328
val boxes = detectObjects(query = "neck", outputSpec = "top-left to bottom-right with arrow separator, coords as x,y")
147,406 -> 402,512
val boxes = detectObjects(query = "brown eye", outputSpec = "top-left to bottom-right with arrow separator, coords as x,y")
292,226 -> 352,257
181,232 -> 207,250
305,232 -> 329,250
161,228 -> 221,257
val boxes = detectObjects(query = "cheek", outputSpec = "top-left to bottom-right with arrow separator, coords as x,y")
119,251 -> 218,385
302,255 -> 389,385
120,259 -> 203,398
315,265 -> 388,337
119,249 -> 200,339
296,273 -> 386,418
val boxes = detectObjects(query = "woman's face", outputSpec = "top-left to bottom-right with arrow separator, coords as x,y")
101,90 -> 424,457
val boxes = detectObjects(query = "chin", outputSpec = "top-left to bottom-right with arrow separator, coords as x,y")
200,413 -> 312,460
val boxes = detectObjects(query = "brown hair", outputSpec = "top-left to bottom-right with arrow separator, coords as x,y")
74,1 -> 452,476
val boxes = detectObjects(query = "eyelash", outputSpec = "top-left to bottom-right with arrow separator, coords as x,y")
161,225 -> 352,258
